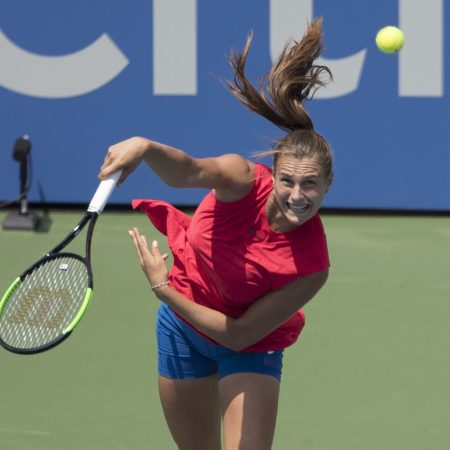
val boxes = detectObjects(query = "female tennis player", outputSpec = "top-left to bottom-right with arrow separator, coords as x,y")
100,18 -> 332,450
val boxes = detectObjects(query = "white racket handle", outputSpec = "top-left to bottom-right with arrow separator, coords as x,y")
87,170 -> 122,214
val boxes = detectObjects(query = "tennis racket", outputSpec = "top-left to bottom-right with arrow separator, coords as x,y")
0,171 -> 121,354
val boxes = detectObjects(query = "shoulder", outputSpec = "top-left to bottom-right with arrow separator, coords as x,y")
212,155 -> 256,202
213,153 -> 254,176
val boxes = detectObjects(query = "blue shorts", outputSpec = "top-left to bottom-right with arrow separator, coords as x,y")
156,303 -> 283,381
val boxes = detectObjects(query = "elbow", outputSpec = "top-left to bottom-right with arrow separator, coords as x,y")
224,320 -> 256,352
226,341 -> 248,352
308,269 -> 329,295
227,340 -> 248,352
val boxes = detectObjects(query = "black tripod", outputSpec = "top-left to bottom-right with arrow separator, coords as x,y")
2,136 -> 40,230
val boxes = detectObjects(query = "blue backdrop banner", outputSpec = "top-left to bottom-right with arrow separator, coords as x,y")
0,0 -> 448,210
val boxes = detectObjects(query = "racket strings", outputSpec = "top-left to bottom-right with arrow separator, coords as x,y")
0,256 -> 89,349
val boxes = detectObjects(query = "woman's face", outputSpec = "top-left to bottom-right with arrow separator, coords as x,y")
271,155 -> 329,230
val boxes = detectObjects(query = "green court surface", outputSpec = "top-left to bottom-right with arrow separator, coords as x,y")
0,209 -> 449,450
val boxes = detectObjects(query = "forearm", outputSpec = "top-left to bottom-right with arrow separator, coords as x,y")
154,286 -> 243,350
154,270 -> 328,351
137,138 -> 196,188
137,137 -> 253,192
100,136 -> 253,193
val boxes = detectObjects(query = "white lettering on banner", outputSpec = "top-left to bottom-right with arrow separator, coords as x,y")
270,0 -> 444,98
153,0 -> 197,95
0,0 -> 443,99
399,0 -> 443,97
270,0 -> 366,99
0,29 -> 129,99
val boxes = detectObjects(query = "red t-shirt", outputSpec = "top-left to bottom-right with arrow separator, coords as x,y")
132,163 -> 330,351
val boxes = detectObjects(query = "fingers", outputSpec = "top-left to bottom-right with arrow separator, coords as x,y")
150,240 -> 170,262
117,168 -> 131,186
99,143 -> 127,181
128,228 -> 167,261
99,159 -> 133,185
151,239 -> 161,257
128,228 -> 170,288
99,149 -> 117,180
128,228 -> 146,265
152,242 -> 170,262
129,228 -> 149,249
98,137 -> 144,182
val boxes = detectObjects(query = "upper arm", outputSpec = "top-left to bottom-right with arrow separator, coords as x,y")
231,269 -> 329,350
188,154 -> 255,202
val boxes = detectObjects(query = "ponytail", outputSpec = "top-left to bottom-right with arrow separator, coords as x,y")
226,17 -> 332,132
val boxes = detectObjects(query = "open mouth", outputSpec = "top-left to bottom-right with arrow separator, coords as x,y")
286,203 -> 310,215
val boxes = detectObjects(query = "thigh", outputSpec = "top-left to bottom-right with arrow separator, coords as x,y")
159,374 -> 222,450
219,373 -> 280,450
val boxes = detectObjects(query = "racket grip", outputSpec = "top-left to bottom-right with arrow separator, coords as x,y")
87,170 -> 122,213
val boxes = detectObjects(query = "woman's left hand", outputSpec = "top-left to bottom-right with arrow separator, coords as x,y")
128,227 -> 169,288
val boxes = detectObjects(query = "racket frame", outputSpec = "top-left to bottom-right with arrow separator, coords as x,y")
0,212 -> 98,354
0,171 -> 120,354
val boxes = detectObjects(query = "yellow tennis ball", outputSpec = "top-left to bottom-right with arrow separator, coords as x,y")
375,26 -> 405,54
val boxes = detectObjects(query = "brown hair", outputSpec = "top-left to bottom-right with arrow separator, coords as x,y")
227,17 -> 333,184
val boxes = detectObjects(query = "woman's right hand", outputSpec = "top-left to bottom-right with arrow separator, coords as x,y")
98,136 -> 151,185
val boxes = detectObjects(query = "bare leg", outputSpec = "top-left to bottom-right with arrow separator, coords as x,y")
220,373 -> 280,450
158,374 -> 222,450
